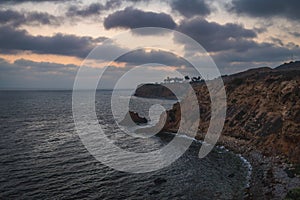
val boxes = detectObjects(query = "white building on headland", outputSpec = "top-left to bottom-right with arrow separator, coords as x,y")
163,77 -> 184,83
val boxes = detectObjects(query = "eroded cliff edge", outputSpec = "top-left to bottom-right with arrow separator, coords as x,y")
135,61 -> 300,198
157,62 -> 300,164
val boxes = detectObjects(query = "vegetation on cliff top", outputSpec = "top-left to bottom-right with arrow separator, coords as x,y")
135,61 -> 300,164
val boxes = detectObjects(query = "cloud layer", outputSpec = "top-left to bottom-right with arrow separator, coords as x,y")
0,26 -> 104,57
230,0 -> 300,20
176,17 -> 257,52
0,9 -> 60,27
170,0 -> 211,17
0,0 -> 70,4
104,7 -> 176,29
0,0 -> 300,89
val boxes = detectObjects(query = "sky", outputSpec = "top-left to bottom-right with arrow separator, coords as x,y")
0,0 -> 300,89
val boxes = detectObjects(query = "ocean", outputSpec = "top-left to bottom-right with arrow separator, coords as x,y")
0,90 -> 250,199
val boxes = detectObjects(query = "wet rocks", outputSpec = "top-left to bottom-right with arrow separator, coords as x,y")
119,111 -> 147,126
156,65 -> 300,164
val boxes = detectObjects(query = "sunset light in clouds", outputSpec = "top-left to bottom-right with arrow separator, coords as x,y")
1,0 -> 300,89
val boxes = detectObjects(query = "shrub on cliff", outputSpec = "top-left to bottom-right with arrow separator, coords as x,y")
230,78 -> 244,86
285,187 -> 300,200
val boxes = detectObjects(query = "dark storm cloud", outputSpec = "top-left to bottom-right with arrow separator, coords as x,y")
67,3 -> 104,17
116,49 -> 192,68
211,41 -> 300,75
104,7 -> 176,30
0,26 -> 102,58
0,9 -> 60,27
87,41 -> 192,68
176,17 -> 257,52
229,0 -> 300,20
214,43 -> 297,63
104,0 -> 122,9
0,10 -> 23,26
0,0 -> 72,4
172,16 -> 300,72
66,0 -> 121,17
170,0 -> 211,17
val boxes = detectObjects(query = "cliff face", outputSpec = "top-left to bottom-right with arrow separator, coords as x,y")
154,64 -> 300,164
119,111 -> 148,126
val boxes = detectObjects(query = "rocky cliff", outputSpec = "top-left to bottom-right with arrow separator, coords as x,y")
146,62 -> 300,164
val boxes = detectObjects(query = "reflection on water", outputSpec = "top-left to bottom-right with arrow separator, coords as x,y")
0,90 -> 249,199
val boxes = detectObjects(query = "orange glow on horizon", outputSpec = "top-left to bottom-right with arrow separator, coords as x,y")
0,53 -> 83,66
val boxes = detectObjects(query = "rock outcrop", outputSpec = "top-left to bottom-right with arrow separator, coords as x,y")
148,62 -> 300,164
119,111 -> 148,126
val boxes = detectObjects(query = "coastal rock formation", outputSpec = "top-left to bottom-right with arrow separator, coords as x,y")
144,62 -> 300,164
119,111 -> 148,126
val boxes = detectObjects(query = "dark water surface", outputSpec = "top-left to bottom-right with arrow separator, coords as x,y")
0,91 -> 249,199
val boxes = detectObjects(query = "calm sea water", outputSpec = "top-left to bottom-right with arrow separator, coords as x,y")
0,91 -> 249,199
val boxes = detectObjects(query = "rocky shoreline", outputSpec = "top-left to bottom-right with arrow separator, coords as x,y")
150,131 -> 300,199
206,134 -> 300,199
133,61 -> 300,199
